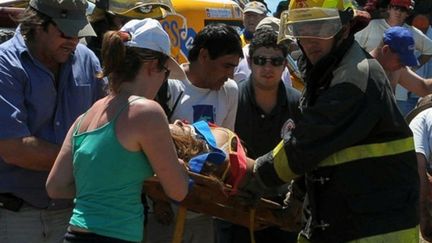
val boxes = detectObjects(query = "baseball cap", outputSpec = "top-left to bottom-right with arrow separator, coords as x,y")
383,26 -> 419,67
120,19 -> 186,80
389,0 -> 415,10
256,16 -> 280,32
244,1 -> 268,15
29,0 -> 96,37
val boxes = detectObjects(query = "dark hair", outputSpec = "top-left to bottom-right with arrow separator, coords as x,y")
249,28 -> 288,58
188,23 -> 243,62
274,0 -> 289,18
98,31 -> 168,94
255,0 -> 270,12
13,7 -> 52,41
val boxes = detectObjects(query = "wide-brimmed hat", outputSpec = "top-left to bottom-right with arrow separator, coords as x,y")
120,19 -> 186,80
29,0 -> 96,37
406,94 -> 432,123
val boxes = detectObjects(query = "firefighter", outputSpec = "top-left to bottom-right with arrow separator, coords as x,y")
240,0 -> 420,242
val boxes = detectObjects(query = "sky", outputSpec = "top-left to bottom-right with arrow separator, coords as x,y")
266,0 -> 282,15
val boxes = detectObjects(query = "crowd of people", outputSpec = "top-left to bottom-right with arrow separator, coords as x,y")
1,0 -> 432,243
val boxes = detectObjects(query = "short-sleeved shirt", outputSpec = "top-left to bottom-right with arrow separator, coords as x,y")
235,79 -> 301,159
0,28 -> 106,208
355,19 -> 432,54
165,65 -> 239,221
166,69 -> 239,130
409,108 -> 432,173
416,27 -> 432,79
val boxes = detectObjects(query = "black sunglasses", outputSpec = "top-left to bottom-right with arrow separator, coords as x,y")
390,5 -> 409,13
252,56 -> 286,67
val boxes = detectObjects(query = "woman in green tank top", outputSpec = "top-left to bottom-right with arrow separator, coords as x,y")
46,19 -> 189,243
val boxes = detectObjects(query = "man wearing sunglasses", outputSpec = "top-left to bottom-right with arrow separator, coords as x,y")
234,17 -> 293,88
0,0 -> 106,242
232,27 -> 301,243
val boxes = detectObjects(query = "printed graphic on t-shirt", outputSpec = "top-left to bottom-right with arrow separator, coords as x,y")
193,104 -> 215,123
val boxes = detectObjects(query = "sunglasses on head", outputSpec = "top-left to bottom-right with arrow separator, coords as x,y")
252,56 -> 286,67
390,5 -> 409,13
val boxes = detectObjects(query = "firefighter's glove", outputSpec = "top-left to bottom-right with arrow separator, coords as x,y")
237,153 -> 280,205
276,179 -> 305,231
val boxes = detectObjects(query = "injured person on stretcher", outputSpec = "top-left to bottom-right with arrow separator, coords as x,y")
144,120 -> 303,231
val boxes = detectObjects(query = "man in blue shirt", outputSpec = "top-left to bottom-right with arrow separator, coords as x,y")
0,0 -> 105,242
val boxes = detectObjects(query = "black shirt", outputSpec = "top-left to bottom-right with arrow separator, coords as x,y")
235,79 -> 301,159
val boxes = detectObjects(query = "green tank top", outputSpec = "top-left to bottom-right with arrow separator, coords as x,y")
70,97 -> 154,242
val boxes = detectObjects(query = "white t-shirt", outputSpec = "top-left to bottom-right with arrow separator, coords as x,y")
164,67 -> 239,221
416,27 -> 432,79
355,19 -> 432,54
410,108 -> 432,172
166,75 -> 238,130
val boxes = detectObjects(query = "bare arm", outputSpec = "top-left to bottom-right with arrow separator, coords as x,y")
46,121 -> 77,199
398,67 -> 432,97
416,153 -> 432,241
136,101 -> 189,202
0,137 -> 60,171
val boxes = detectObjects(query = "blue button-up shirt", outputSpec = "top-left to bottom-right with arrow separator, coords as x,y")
0,28 -> 106,208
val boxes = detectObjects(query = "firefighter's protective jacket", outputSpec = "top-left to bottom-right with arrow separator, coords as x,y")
255,38 -> 419,242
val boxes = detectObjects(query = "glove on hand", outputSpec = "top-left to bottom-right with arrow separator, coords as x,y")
275,178 -> 306,232
237,153 -> 280,204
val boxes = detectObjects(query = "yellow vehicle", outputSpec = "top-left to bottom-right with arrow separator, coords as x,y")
161,0 -> 243,63
85,0 -> 243,63
1,0 -> 243,64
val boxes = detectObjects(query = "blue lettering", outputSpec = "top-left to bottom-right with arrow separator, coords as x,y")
160,20 -> 170,34
170,21 -> 179,46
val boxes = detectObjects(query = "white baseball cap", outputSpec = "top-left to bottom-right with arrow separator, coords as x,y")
244,1 -> 268,15
120,18 -> 186,80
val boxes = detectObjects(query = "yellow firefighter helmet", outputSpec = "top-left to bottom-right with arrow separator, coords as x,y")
278,0 -> 358,42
